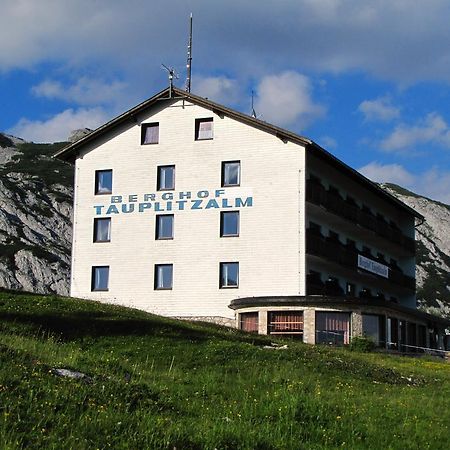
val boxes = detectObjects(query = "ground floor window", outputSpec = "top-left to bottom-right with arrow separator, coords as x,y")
239,312 -> 258,333
268,311 -> 303,339
316,312 -> 350,345
362,314 -> 386,347
418,325 -> 427,349
387,317 -> 399,350
154,264 -> 173,290
407,321 -> 417,352
91,266 -> 109,291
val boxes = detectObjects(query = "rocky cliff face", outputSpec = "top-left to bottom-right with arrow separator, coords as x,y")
0,133 -> 73,295
381,184 -> 450,318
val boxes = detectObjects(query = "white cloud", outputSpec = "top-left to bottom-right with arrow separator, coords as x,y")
7,108 -> 110,143
359,162 -> 415,186
2,1 -> 450,84
318,136 -> 337,149
359,161 -> 450,203
31,77 -> 128,106
194,76 -> 241,105
358,97 -> 400,122
380,113 -> 450,151
254,71 -> 325,128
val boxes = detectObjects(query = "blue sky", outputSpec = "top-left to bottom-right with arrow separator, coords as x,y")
1,0 -> 450,202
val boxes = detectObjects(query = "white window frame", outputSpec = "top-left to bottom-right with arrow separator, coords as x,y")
93,218 -> 111,243
157,165 -> 175,191
91,266 -> 109,291
156,214 -> 174,240
220,262 -> 239,288
95,169 -> 113,195
155,264 -> 173,290
141,122 -> 159,145
222,161 -> 240,187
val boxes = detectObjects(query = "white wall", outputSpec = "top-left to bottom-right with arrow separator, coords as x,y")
71,99 -> 306,319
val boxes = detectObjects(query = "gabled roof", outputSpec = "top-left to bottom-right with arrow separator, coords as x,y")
53,85 -> 423,219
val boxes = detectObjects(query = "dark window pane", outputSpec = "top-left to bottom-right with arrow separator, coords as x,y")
94,218 -> 111,242
362,314 -> 380,345
92,266 -> 109,291
222,161 -> 240,186
155,264 -> 173,289
158,165 -> 175,190
221,211 -> 239,236
156,215 -> 173,239
315,312 -> 350,345
220,262 -> 239,288
95,170 -> 112,194
142,123 -> 159,144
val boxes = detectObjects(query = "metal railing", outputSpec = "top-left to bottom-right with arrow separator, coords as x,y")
306,180 -> 415,254
306,230 -> 416,291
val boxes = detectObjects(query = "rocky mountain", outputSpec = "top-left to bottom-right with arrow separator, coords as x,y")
0,133 -> 449,318
381,183 -> 450,318
0,133 -> 73,295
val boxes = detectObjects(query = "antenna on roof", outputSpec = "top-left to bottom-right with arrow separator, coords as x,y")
161,64 -> 178,98
251,90 -> 257,118
185,13 -> 193,92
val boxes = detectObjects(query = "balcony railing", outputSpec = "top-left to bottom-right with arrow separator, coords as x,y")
306,180 -> 415,254
306,230 -> 415,291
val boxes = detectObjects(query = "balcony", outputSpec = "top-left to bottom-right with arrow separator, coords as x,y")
306,179 -> 415,254
306,230 -> 415,291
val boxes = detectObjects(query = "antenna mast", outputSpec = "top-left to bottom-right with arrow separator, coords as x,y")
251,90 -> 257,118
185,13 -> 193,92
161,64 -> 178,98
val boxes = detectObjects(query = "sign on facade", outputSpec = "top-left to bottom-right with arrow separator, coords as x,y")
357,254 -> 389,279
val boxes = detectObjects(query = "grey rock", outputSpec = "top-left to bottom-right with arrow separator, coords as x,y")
68,128 -> 93,143
52,368 -> 92,383
0,133 -> 72,295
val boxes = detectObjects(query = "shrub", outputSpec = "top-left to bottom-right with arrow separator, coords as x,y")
350,336 -> 376,352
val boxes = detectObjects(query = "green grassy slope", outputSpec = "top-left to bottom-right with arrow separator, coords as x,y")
1,290 -> 449,449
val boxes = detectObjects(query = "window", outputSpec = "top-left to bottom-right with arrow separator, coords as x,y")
91,266 -> 109,291
328,231 -> 340,241
220,262 -> 239,288
316,312 -> 350,345
239,312 -> 259,333
307,271 -> 324,295
268,311 -> 303,338
220,211 -> 239,237
195,117 -> 213,140
346,282 -> 355,296
93,218 -> 111,242
222,161 -> 240,187
95,170 -> 112,195
156,214 -> 174,240
309,222 -> 322,234
155,264 -> 173,290
141,122 -> 159,144
157,165 -> 175,191
362,314 -> 383,346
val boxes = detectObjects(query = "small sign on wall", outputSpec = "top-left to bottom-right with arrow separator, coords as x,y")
357,254 -> 389,279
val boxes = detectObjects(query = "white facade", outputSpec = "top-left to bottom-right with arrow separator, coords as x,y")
57,86 -> 443,347
69,95 -> 307,322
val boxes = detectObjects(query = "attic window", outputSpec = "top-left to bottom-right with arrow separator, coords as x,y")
141,122 -> 159,145
195,118 -> 213,140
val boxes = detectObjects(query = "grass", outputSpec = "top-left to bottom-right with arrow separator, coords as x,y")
1,290 -> 450,449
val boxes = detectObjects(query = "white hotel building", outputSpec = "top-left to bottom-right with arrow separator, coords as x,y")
56,86 -> 449,351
